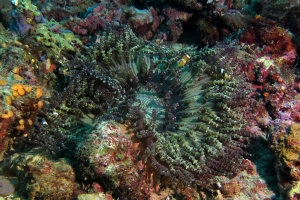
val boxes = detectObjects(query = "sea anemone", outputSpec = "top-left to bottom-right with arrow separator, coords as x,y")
30,25 -> 253,193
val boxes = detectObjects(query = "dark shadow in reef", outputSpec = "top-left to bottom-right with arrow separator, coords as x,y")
0,9 -> 10,29
177,13 -> 205,49
248,137 -> 280,198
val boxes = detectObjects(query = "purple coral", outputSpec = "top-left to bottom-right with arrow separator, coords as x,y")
10,10 -> 32,35
34,11 -> 47,23
0,178 -> 15,197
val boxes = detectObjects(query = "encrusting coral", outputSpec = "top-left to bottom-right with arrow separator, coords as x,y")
20,21 -> 82,61
76,121 -> 149,198
272,123 -> 300,199
29,25 -> 254,198
7,147 -> 75,199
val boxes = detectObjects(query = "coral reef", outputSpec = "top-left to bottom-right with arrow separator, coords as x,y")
66,2 -> 164,40
0,8 -> 80,159
233,14 -> 300,200
68,3 -> 122,35
260,0 -> 300,29
35,0 -> 96,22
0,5 -> 83,157
1,0 -> 300,199
240,16 -> 296,64
0,38 -> 45,161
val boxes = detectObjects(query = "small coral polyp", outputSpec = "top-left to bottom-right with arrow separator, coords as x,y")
39,25 -> 252,195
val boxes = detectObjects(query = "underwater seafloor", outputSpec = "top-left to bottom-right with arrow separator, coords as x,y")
1,0 -> 300,199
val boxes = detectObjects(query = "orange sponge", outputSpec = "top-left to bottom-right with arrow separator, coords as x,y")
0,79 -> 6,86
5,96 -> 12,105
12,91 -> 19,97
12,67 -> 20,74
1,110 -> 14,119
27,119 -> 33,126
18,88 -> 26,96
11,83 -> 23,91
23,85 -> 32,93
36,87 -> 43,98
16,124 -> 25,131
13,74 -> 24,81
37,100 -> 43,109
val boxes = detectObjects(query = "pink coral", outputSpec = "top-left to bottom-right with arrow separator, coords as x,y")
167,20 -> 183,42
128,7 -> 154,37
70,3 -> 121,35
77,121 -> 152,199
163,8 -> 192,22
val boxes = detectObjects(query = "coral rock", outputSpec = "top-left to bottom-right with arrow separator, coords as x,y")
8,148 -> 75,200
77,121 -> 150,199
0,178 -> 15,197
273,123 -> 300,199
